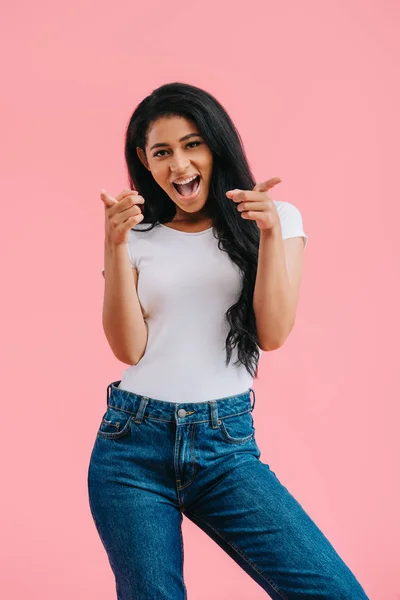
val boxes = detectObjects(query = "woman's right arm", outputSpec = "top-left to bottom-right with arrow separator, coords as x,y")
102,239 -> 148,365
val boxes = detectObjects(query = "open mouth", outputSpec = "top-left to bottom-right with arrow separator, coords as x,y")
172,175 -> 201,200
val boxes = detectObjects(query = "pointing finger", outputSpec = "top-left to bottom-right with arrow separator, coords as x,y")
253,177 -> 282,192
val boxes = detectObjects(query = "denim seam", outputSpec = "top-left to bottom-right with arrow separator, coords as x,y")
126,408 -> 251,425
220,408 -> 252,419
218,419 -> 255,444
96,417 -> 132,439
174,429 -> 182,489
178,512 -> 187,600
188,511 -> 289,600
177,424 -> 198,490
107,403 -> 135,416
102,418 -> 118,427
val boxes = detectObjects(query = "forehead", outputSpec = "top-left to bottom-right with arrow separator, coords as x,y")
146,115 -> 199,145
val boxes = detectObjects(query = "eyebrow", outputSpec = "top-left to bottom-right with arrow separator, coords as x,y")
150,133 -> 202,152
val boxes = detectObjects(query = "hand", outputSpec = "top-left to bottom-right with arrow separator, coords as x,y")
226,177 -> 282,232
100,188 -> 145,246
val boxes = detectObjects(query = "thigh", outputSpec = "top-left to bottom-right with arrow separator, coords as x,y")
185,455 -> 369,600
88,437 -> 187,600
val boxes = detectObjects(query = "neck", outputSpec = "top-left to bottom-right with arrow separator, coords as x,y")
173,211 -> 210,224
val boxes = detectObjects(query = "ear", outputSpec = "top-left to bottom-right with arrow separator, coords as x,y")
136,147 -> 150,170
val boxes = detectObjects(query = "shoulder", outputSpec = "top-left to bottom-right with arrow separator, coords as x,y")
273,201 -> 308,248
274,200 -> 303,219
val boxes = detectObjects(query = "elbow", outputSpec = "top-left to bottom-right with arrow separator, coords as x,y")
259,339 -> 284,352
115,353 -> 137,366
117,351 -> 144,366
258,323 -> 295,352
118,346 -> 146,366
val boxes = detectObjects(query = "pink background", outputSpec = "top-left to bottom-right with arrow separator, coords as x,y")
1,1 -> 399,598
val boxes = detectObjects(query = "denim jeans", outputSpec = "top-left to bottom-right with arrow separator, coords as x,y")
87,381 -> 370,600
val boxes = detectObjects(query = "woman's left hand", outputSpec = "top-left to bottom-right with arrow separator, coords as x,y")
226,177 -> 282,232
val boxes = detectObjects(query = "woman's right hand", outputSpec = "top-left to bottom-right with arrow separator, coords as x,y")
100,188 -> 145,246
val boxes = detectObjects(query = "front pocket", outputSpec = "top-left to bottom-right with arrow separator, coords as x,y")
218,410 -> 255,444
97,405 -> 133,439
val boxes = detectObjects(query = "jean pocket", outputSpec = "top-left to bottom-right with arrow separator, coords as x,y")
218,410 -> 255,444
97,405 -> 133,440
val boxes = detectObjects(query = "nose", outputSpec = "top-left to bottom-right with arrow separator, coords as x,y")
170,149 -> 190,173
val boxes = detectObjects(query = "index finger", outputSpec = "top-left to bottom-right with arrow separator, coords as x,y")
253,177 -> 282,193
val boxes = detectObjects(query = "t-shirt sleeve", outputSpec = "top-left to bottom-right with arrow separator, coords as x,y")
101,233 -> 137,277
276,201 -> 308,249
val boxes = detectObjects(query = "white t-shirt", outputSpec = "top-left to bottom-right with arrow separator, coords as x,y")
102,201 -> 308,403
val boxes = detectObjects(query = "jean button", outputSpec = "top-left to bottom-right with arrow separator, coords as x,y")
177,408 -> 187,417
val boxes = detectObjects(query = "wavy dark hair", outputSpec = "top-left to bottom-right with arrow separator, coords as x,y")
124,82 -> 262,379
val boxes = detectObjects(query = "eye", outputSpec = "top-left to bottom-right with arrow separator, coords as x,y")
153,141 -> 202,158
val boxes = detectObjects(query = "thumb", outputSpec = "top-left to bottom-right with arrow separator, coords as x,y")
100,189 -> 118,207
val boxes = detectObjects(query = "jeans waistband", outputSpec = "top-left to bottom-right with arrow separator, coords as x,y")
105,381 -> 257,427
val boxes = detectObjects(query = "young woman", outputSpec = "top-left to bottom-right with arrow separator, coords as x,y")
88,82 -> 369,600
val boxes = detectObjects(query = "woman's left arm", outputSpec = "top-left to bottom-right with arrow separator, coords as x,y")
253,228 -> 305,351
226,177 -> 305,352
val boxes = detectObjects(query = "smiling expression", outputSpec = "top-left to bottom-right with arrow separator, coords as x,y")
136,115 -> 213,221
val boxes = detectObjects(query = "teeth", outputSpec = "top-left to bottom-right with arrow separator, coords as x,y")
173,174 -> 198,185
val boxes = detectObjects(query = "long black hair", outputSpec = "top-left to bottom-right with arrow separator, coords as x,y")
124,82 -> 261,379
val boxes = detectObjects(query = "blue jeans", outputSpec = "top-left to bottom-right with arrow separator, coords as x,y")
87,381 -> 370,600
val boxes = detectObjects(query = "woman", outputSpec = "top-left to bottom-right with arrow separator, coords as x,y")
88,82 -> 369,599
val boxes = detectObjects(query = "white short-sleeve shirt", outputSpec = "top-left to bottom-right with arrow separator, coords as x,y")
102,201 -> 308,403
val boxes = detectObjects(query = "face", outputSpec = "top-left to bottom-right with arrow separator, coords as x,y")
136,115 -> 213,221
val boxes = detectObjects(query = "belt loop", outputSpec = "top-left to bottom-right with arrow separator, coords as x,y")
134,397 -> 149,424
209,400 -> 219,429
107,382 -> 113,403
249,388 -> 256,411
